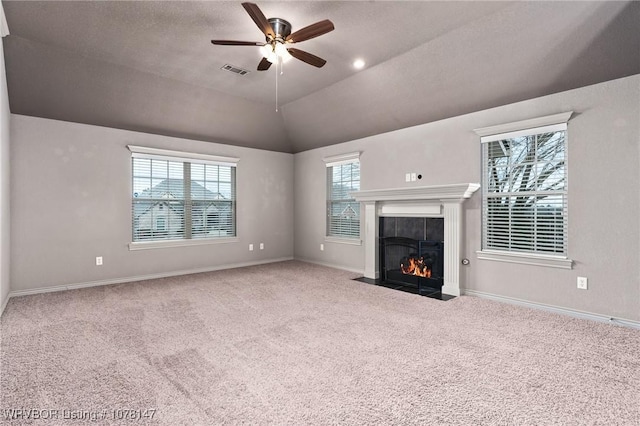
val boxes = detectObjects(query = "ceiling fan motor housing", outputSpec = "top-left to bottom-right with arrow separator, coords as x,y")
267,18 -> 292,42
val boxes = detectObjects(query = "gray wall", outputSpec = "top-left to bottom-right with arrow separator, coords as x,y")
294,75 -> 640,322
10,115 -> 294,291
6,73 -> 639,322
0,37 -> 10,310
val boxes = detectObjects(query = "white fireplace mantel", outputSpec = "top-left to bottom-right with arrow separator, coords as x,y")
351,183 -> 480,203
351,183 -> 480,297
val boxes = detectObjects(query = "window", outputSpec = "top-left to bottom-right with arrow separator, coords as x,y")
324,152 -> 361,239
128,146 -> 238,246
475,112 -> 573,268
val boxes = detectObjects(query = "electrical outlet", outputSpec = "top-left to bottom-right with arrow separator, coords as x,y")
320,243 -> 324,251
259,243 -> 264,250
577,276 -> 588,290
249,244 -> 254,251
405,173 -> 411,182
96,256 -> 103,266
411,173 -> 417,182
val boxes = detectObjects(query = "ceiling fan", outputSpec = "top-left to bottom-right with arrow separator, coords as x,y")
211,2 -> 334,71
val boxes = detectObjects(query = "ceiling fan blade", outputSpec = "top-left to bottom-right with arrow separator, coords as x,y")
242,2 -> 275,39
287,48 -> 327,68
211,40 -> 264,46
257,57 -> 272,71
286,20 -> 334,43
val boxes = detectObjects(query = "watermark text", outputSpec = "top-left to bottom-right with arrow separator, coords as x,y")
2,408 -> 157,421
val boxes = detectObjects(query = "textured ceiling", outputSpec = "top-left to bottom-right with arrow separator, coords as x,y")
3,1 -> 639,153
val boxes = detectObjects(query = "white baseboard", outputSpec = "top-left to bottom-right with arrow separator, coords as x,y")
294,257 -> 364,275
0,293 -> 9,317
5,257 -> 294,301
463,289 -> 640,330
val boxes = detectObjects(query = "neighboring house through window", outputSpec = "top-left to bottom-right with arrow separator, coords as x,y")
128,146 -> 238,248
474,112 -> 573,269
155,216 -> 166,232
324,152 -> 361,240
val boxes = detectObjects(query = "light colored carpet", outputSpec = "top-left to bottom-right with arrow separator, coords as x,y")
1,260 -> 639,425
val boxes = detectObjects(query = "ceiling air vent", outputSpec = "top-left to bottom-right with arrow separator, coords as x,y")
221,64 -> 250,76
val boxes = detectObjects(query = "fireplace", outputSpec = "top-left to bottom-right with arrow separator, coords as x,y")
351,183 -> 480,296
378,216 -> 445,295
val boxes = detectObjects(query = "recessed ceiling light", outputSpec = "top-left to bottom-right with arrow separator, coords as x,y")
353,59 -> 366,69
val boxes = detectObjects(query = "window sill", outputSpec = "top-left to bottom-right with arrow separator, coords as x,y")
476,250 -> 573,269
129,237 -> 239,251
325,236 -> 362,246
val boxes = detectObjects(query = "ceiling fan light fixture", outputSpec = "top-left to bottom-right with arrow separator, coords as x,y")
262,42 -> 292,64
275,42 -> 293,62
261,44 -> 277,63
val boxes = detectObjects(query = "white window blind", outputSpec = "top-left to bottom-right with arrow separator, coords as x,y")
480,122 -> 568,256
129,146 -> 237,243
325,153 -> 360,239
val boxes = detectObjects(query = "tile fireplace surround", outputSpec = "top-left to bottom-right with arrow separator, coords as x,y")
352,183 -> 480,296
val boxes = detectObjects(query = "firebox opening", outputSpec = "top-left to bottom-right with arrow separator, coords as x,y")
378,217 -> 445,296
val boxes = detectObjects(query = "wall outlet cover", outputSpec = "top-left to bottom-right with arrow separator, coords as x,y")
577,276 -> 588,290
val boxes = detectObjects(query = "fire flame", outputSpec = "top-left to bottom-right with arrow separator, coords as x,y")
400,256 -> 432,278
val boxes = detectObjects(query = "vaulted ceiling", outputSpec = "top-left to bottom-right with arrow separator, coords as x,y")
3,1 -> 639,153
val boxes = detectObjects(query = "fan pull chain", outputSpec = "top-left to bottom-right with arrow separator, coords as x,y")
275,58 -> 279,112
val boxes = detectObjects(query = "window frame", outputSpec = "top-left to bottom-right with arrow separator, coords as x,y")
128,145 -> 239,250
324,152 -> 362,244
474,112 -> 573,269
